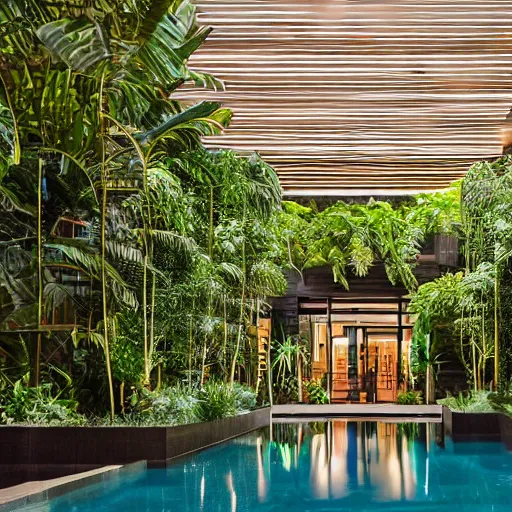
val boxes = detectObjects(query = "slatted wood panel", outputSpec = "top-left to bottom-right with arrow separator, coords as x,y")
177,0 -> 512,195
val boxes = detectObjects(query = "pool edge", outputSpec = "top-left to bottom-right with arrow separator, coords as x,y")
0,461 -> 146,512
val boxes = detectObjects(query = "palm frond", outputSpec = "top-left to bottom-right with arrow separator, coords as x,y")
36,18 -> 112,72
134,101 -> 223,145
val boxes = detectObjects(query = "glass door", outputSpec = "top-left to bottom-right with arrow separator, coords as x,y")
331,327 -> 362,402
366,331 -> 398,402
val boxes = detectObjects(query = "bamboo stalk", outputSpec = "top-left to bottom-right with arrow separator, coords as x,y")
494,271 -> 499,390
35,158 -> 43,387
230,209 -> 246,387
142,254 -> 149,385
99,73 -> 115,420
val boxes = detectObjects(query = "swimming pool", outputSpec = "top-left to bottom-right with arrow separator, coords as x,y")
33,420 -> 512,511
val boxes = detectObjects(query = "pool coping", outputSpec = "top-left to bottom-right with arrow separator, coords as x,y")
0,461 -> 146,511
275,415 -> 442,423
271,404 -> 443,417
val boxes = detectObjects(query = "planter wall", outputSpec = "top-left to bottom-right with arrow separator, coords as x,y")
498,413 -> 512,450
442,406 -> 503,442
0,408 -> 270,469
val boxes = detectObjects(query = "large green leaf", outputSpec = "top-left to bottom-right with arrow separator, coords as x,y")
134,101 -> 222,145
36,18 -> 111,72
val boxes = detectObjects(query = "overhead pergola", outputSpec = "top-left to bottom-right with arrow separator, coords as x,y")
178,0 -> 512,195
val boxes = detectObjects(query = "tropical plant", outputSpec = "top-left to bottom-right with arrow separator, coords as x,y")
272,335 -> 309,403
194,380 -> 237,422
397,390 -> 423,405
304,379 -> 329,404
438,390 -> 495,413
0,370 -> 86,425
232,383 -> 257,411
275,189 -> 459,293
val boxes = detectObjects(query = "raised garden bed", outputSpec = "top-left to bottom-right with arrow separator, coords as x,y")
0,408 -> 270,469
442,406 -> 512,444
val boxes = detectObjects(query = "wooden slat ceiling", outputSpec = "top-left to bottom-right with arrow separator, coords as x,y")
177,0 -> 512,195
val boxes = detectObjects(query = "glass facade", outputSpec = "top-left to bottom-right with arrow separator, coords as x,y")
299,298 -> 413,403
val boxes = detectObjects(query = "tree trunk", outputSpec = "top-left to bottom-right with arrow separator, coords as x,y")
148,272 -> 156,382
222,298 -> 228,379
120,381 -> 125,415
230,212 -> 246,387
188,310 -> 194,391
101,170 -> 115,419
200,334 -> 207,386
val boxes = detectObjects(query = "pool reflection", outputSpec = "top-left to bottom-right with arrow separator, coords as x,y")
48,419 -> 512,512
261,421 -> 430,502
174,420 -> 439,511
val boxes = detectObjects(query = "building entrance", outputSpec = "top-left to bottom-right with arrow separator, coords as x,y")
300,298 -> 413,403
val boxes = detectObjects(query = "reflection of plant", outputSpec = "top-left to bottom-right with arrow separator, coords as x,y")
397,422 -> 420,440
397,390 -> 423,405
305,379 -> 329,404
308,421 -> 326,435
272,422 -> 299,446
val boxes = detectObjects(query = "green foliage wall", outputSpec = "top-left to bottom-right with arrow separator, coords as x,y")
273,187 -> 460,293
410,157 -> 512,393
0,1 -> 286,421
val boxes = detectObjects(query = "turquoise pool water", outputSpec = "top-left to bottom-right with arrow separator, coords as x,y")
46,421 -> 511,511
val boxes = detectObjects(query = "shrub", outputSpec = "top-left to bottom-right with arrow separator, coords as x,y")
195,381 -> 237,422
304,379 -> 329,404
437,390 -> 494,412
232,383 -> 257,412
488,392 -> 512,414
120,384 -> 199,426
397,390 -> 423,405
0,380 -> 87,426
273,376 -> 299,404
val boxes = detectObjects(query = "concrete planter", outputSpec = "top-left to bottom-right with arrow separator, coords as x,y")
442,406 -> 502,442
0,408 -> 270,469
498,413 -> 512,449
